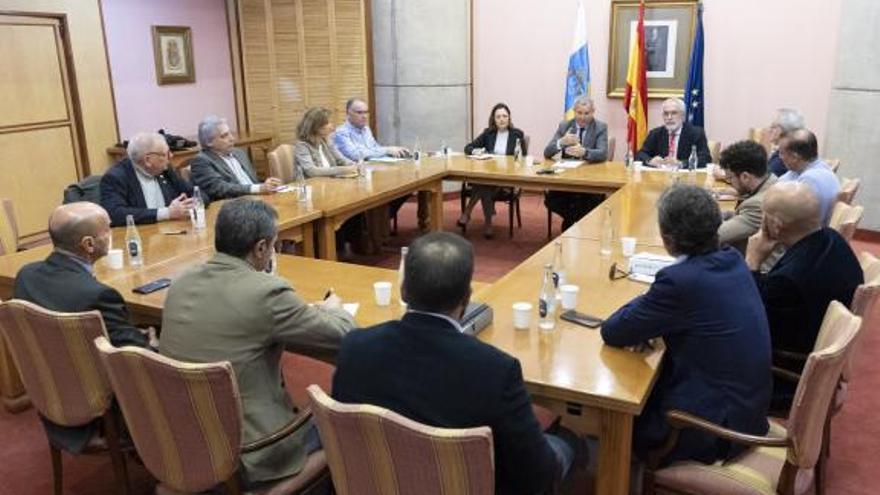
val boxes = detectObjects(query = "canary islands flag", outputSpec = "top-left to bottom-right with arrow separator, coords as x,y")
564,0 -> 590,120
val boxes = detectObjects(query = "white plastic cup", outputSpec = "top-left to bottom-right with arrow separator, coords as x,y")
559,285 -> 580,311
512,302 -> 532,330
621,237 -> 637,257
525,155 -> 534,167
633,160 -> 644,171
705,163 -> 716,176
106,249 -> 124,269
373,281 -> 392,306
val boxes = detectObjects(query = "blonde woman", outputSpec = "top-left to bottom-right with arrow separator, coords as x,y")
294,107 -> 357,177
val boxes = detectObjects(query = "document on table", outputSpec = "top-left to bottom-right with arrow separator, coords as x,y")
343,303 -> 359,318
467,154 -> 497,160
554,160 -> 585,169
369,156 -> 406,163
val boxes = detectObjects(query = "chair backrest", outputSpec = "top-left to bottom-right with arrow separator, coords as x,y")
707,140 -> 721,164
826,158 -> 841,174
268,144 -> 296,183
859,251 -> 880,283
837,177 -> 860,204
829,201 -> 864,242
307,385 -> 494,495
0,197 -> 19,255
523,134 -> 531,156
748,127 -> 771,152
607,135 -> 616,161
62,175 -> 102,205
787,301 -> 861,469
0,300 -> 112,426
94,336 -> 242,493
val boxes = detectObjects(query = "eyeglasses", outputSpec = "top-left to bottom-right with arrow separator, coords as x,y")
145,151 -> 170,159
608,262 -> 630,281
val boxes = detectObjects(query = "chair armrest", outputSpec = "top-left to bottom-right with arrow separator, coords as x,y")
773,348 -> 808,364
665,410 -> 790,448
772,366 -> 802,384
241,409 -> 313,453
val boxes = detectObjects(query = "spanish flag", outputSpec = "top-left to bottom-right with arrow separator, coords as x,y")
624,0 -> 648,155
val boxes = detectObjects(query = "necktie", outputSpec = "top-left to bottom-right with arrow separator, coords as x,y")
667,131 -> 677,159
578,127 -> 586,145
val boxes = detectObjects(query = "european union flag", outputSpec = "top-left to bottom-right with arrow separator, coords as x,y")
685,3 -> 705,127
564,0 -> 590,120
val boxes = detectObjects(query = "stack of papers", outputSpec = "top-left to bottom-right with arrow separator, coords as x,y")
467,154 -> 497,160
627,252 -> 676,284
369,156 -> 406,163
554,160 -> 585,169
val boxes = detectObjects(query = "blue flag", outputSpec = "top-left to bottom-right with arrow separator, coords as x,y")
685,3 -> 704,127
564,0 -> 590,120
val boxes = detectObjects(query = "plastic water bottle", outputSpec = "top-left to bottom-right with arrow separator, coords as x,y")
624,147 -> 633,172
688,145 -> 698,176
551,240 -> 566,288
191,186 -> 206,231
440,139 -> 448,156
125,215 -> 143,267
538,263 -> 557,331
514,138 -> 523,164
413,137 -> 422,165
294,165 -> 307,202
398,246 -> 408,306
600,206 -> 613,258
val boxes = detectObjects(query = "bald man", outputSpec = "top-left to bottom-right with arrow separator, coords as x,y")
745,182 -> 862,409
13,203 -> 155,452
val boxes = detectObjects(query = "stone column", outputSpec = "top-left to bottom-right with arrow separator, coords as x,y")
371,0 -> 472,152
825,0 -> 880,229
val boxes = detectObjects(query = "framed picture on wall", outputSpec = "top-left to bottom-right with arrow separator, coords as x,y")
607,0 -> 697,98
152,25 -> 195,85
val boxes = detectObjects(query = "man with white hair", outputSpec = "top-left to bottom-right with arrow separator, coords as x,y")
100,132 -> 196,226
191,115 -> 282,200
637,97 -> 711,168
766,108 -> 805,176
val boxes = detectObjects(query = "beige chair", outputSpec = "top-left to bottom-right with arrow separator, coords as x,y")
646,301 -> 862,495
307,384 -> 495,495
708,140 -> 721,164
177,157 -> 194,183
748,127 -> 772,152
829,201 -> 864,242
0,300 -> 130,495
268,144 -> 296,184
94,336 -> 329,495
826,158 -> 840,174
837,177 -> 860,204
0,197 -> 19,256
859,251 -> 880,283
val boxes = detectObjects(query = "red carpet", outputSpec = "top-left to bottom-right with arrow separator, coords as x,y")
1,194 -> 878,494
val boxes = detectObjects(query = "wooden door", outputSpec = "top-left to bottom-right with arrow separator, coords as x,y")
0,15 -> 84,242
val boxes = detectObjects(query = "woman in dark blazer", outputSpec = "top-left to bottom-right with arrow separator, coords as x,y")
460,103 -> 527,238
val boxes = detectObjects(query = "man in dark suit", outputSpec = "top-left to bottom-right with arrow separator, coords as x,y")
191,115 -> 282,200
14,202 -> 155,453
636,98 -> 711,168
333,232 -> 575,494
543,95 -> 609,231
745,181 -> 863,409
601,184 -> 772,465
100,131 -> 196,226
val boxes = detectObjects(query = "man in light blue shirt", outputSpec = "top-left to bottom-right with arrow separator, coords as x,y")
777,129 -> 839,225
333,98 -> 408,161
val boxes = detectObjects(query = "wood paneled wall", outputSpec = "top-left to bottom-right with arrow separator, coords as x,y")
234,0 -> 370,146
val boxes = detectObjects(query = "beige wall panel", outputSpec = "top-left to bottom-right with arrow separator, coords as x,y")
0,127 -> 78,237
0,24 -> 68,127
272,0 -> 305,143
3,0 -> 118,171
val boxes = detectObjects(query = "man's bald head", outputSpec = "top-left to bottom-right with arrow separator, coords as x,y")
763,182 -> 822,242
49,202 -> 111,256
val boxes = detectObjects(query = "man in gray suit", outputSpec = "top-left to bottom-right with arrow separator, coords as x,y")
543,95 -> 609,230
191,115 -> 282,200
160,198 -> 355,488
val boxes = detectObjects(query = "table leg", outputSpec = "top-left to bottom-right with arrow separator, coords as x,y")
596,409 -> 633,495
417,192 -> 429,231
427,183 -> 443,232
301,223 -> 315,258
317,219 -> 337,261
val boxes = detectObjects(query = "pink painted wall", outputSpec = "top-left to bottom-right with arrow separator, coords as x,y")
102,0 -> 237,141
473,0 -> 842,160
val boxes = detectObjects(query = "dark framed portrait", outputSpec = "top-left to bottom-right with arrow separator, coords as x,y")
607,0 -> 698,98
152,25 -> 195,85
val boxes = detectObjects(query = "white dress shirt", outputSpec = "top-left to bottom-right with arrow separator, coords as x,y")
133,165 -> 170,221
220,153 -> 261,193
318,144 -> 331,168
493,131 -> 509,155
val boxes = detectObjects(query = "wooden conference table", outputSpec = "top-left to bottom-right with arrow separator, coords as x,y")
0,155 -> 731,495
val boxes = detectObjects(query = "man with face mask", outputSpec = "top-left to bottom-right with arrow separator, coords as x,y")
14,202 -> 155,453
160,197 -> 355,489
637,98 -> 711,168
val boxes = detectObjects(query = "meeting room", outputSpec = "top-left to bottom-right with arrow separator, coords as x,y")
0,0 -> 878,494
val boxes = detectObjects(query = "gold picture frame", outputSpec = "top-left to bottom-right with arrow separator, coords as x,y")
152,25 -> 195,85
607,0 -> 697,99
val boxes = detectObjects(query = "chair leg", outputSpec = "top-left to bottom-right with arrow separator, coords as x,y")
226,475 -> 243,495
546,206 -> 553,241
515,194 -> 522,228
508,198 -> 514,238
103,410 -> 130,495
460,182 -> 467,214
50,443 -> 63,495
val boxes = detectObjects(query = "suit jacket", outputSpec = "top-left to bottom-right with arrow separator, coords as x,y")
465,127 -> 527,156
99,158 -> 194,227
543,118 -> 608,162
767,150 -> 788,177
160,253 -> 355,484
191,148 -> 259,200
601,248 -> 772,464
753,228 -> 863,363
636,122 -> 711,167
332,312 -> 559,495
294,139 -> 353,178
13,251 -> 149,453
718,174 -> 777,253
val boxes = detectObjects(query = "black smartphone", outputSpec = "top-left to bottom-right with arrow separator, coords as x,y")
560,309 -> 603,328
536,168 -> 556,175
132,278 -> 172,295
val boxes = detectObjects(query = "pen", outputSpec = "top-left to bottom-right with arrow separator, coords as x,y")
323,287 -> 334,300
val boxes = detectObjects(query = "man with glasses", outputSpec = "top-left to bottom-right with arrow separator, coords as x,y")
100,131 -> 196,226
637,98 -> 711,168
333,98 -> 408,160
717,140 -> 777,255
